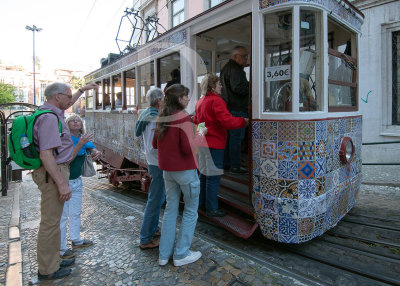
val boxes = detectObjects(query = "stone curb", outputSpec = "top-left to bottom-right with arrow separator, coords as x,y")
6,185 -> 22,286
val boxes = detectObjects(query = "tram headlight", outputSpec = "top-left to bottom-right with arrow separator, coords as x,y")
339,137 -> 355,164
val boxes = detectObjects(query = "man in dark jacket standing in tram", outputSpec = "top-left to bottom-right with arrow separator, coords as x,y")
220,46 -> 249,174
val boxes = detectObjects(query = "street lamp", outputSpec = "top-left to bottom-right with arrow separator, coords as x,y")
25,25 -> 42,106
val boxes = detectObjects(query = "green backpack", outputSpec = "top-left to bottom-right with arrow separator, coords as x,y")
8,110 -> 62,169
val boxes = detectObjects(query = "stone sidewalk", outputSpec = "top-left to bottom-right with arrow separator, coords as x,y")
1,165 -> 399,286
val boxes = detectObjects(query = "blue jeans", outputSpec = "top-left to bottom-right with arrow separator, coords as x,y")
159,169 -> 200,260
60,177 -> 83,254
140,165 -> 166,244
198,147 -> 224,211
227,110 -> 247,169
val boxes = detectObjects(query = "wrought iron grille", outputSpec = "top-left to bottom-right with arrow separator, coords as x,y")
392,31 -> 400,125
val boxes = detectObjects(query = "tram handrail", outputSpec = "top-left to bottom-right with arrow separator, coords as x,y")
362,141 -> 400,146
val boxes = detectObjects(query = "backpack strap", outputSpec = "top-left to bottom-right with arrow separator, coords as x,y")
31,110 -> 63,155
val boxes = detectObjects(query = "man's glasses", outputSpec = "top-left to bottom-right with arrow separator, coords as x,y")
238,54 -> 248,59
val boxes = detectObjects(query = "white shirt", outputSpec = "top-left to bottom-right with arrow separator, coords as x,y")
142,121 -> 158,166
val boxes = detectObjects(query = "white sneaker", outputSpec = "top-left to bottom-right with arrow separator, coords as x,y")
173,251 -> 202,267
159,258 -> 169,266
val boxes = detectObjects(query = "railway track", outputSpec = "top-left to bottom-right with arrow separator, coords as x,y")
84,178 -> 399,285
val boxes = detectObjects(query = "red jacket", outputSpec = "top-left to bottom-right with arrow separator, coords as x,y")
193,92 -> 246,149
152,110 -> 202,171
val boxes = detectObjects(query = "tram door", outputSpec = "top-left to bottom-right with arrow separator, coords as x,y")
195,14 -> 252,180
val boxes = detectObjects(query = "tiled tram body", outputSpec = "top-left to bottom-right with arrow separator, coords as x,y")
84,0 -> 364,243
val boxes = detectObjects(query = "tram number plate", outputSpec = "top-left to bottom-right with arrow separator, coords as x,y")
265,65 -> 291,82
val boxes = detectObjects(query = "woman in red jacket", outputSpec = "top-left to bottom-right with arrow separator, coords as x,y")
153,84 -> 205,267
193,74 -> 248,217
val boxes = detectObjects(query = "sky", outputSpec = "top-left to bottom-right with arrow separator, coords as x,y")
0,0 -> 134,73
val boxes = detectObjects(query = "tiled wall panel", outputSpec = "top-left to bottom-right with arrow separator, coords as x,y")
252,117 -> 362,243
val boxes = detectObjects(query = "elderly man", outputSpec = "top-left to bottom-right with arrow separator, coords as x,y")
220,46 -> 249,174
32,82 -> 97,280
135,88 -> 165,249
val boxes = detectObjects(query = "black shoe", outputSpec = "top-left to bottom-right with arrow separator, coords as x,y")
60,248 -> 75,259
60,258 -> 75,268
206,209 -> 227,217
38,268 -> 72,280
230,167 -> 248,174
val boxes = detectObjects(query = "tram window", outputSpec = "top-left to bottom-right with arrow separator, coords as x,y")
103,78 -> 111,109
158,52 -> 180,92
112,74 -> 122,108
299,9 -> 322,112
95,81 -> 102,110
138,61 -> 154,109
125,68 -> 136,107
264,10 -> 293,112
328,18 -> 358,111
86,89 -> 94,110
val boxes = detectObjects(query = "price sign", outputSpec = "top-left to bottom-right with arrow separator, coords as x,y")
265,65 -> 291,82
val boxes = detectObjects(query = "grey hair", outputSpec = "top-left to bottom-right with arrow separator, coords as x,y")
231,46 -> 247,57
147,88 -> 163,107
44,82 -> 71,99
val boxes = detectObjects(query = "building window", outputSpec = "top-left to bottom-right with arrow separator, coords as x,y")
392,31 -> 400,125
172,0 -> 184,27
209,0 -> 223,8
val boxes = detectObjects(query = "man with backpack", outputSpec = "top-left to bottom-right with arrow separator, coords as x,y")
31,82 -> 97,280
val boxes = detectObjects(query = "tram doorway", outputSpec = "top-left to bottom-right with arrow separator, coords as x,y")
195,14 -> 252,180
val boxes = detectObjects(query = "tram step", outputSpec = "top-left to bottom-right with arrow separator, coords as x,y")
220,177 -> 249,196
198,208 -> 258,239
218,186 -> 253,216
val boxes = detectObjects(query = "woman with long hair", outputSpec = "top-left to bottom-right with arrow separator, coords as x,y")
153,84 -> 205,267
194,74 -> 248,217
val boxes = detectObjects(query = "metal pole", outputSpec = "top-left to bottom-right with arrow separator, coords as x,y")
33,27 -> 36,105
1,111 -> 7,196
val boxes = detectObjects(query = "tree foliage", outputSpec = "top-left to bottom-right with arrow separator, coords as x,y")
0,83 -> 16,104
71,75 -> 85,89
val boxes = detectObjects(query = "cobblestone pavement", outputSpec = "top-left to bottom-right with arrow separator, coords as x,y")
1,165 -> 399,286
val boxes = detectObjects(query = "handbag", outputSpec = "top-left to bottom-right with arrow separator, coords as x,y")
82,155 -> 96,177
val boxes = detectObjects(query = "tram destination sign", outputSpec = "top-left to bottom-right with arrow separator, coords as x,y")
265,65 -> 291,82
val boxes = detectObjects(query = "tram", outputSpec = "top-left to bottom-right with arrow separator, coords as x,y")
83,0 -> 364,243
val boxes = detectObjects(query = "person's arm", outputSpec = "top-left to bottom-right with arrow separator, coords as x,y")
67,83 -> 98,109
71,134 -> 93,161
40,149 -> 71,202
87,148 -> 102,160
213,98 -> 247,130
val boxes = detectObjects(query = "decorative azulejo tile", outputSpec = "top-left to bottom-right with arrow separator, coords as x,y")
316,176 -> 326,196
277,141 -> 298,161
278,198 -> 298,218
278,121 -> 297,141
297,217 -> 315,235
298,179 -> 316,199
260,158 -> 278,178
261,141 -> 277,159
261,194 -> 278,215
298,198 -> 316,218
252,121 -> 262,140
278,161 -> 298,180
252,191 -> 262,211
298,121 -> 315,141
278,234 -> 298,243
260,177 -> 280,196
327,120 -> 339,136
298,141 -> 315,161
315,193 -> 327,215
259,121 -> 278,141
278,217 -> 298,236
252,139 -> 261,158
315,158 -> 326,178
298,161 -> 315,179
252,157 -> 260,176
316,139 -> 327,158
316,121 -> 327,141
314,213 -> 326,236
258,212 -> 278,235
346,118 -> 352,133
277,179 -> 298,199
253,175 -> 260,193
339,118 -> 346,135
298,234 -> 314,243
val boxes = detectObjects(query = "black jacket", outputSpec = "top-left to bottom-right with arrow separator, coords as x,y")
220,59 -> 249,112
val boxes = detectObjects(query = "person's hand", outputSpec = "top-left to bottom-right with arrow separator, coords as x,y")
244,118 -> 249,126
78,133 -> 93,146
82,83 -> 99,91
91,150 -> 102,161
58,184 -> 72,202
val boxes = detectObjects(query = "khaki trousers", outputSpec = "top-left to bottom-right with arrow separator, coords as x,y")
32,164 -> 70,275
